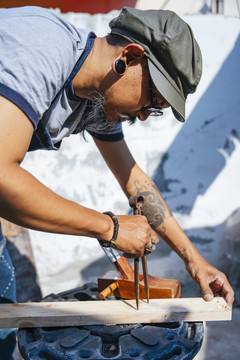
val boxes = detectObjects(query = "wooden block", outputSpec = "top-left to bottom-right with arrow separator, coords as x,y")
0,297 -> 231,329
98,270 -> 181,299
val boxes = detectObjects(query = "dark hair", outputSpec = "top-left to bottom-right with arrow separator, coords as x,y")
106,33 -> 129,48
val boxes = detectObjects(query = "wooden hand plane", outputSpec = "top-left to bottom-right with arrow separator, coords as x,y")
98,252 -> 181,300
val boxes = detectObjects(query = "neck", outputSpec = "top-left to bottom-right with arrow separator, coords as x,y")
72,37 -> 111,100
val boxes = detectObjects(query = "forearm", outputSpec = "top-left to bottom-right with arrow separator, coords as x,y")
94,138 -> 234,305
0,163 -> 112,240
0,97 -> 111,239
125,164 -> 199,264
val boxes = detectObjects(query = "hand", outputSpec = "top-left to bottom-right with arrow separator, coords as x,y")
186,255 -> 234,308
112,215 -> 159,258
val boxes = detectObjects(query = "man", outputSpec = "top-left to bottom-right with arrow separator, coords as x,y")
0,5 -> 234,358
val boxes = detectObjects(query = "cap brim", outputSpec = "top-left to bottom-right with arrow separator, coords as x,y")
147,59 -> 185,123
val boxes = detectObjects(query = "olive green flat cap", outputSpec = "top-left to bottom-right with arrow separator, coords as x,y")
109,7 -> 202,122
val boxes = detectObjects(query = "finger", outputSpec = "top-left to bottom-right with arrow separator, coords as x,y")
199,281 -> 214,302
123,252 -> 141,259
225,292 -> 234,308
151,238 -> 156,245
221,282 -> 234,308
123,253 -> 135,259
149,230 -> 159,244
209,274 -> 234,308
144,242 -> 156,255
122,246 -> 143,259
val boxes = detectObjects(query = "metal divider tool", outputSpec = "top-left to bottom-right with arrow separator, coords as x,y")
98,195 -> 159,309
129,195 -> 153,310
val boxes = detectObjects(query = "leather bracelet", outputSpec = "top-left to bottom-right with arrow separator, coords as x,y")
103,211 -> 119,247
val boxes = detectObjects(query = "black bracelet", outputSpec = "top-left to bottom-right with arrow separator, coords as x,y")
103,211 -> 119,247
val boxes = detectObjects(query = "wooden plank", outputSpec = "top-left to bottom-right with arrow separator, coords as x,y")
0,297 -> 231,329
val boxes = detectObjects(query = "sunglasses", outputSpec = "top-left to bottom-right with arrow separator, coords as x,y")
141,73 -> 164,116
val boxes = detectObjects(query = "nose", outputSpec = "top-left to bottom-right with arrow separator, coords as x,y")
158,98 -> 170,109
137,110 -> 151,121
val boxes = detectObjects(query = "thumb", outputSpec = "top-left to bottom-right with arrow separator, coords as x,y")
200,281 -> 214,302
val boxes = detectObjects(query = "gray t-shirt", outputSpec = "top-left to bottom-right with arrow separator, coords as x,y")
0,6 -> 123,146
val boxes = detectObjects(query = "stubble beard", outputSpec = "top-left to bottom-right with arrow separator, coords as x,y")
78,93 -> 137,136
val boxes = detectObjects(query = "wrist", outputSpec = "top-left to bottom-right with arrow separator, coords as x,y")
98,212 -> 119,248
87,213 -> 114,241
103,211 -> 119,246
178,245 -> 203,266
96,214 -> 113,241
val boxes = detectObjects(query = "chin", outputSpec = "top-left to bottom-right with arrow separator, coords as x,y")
105,112 -> 122,124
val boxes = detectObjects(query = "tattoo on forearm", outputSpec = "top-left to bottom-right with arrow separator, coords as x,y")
134,180 -> 172,231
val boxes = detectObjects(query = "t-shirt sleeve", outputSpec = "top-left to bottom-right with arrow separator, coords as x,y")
0,7 -> 87,129
87,123 -> 124,142
0,83 -> 39,127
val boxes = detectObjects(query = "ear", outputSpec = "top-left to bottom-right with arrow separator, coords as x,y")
121,44 -> 145,65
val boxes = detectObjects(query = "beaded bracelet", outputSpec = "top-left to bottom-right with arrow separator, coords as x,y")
103,211 -> 119,247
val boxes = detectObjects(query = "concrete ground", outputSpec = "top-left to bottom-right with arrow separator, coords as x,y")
196,308 -> 240,360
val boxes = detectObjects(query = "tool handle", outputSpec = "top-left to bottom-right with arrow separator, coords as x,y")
129,195 -> 144,215
115,257 -> 134,280
98,282 -> 119,299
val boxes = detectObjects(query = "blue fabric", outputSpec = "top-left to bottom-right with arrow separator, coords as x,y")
88,129 -> 124,142
0,225 -> 6,257
28,120 -> 61,152
0,330 -> 16,360
0,84 -> 39,129
0,245 -> 16,303
0,225 -> 17,359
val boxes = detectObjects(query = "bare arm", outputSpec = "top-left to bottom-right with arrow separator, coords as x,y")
0,97 -> 113,239
0,97 -> 155,257
94,137 -> 234,306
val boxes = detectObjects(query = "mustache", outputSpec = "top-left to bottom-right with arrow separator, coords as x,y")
75,93 -> 117,136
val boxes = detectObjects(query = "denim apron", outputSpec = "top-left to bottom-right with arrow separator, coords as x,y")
0,226 -> 16,302
0,224 -> 17,360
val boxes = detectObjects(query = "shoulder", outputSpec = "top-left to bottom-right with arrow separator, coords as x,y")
0,6 -> 89,48
0,6 -> 93,126
0,6 -> 93,78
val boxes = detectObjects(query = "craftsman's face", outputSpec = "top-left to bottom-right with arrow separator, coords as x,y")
82,54 -> 170,134
103,59 -> 170,125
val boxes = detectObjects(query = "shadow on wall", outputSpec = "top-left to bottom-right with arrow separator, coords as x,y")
153,35 -> 240,214
222,208 -> 240,305
184,208 -> 240,305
